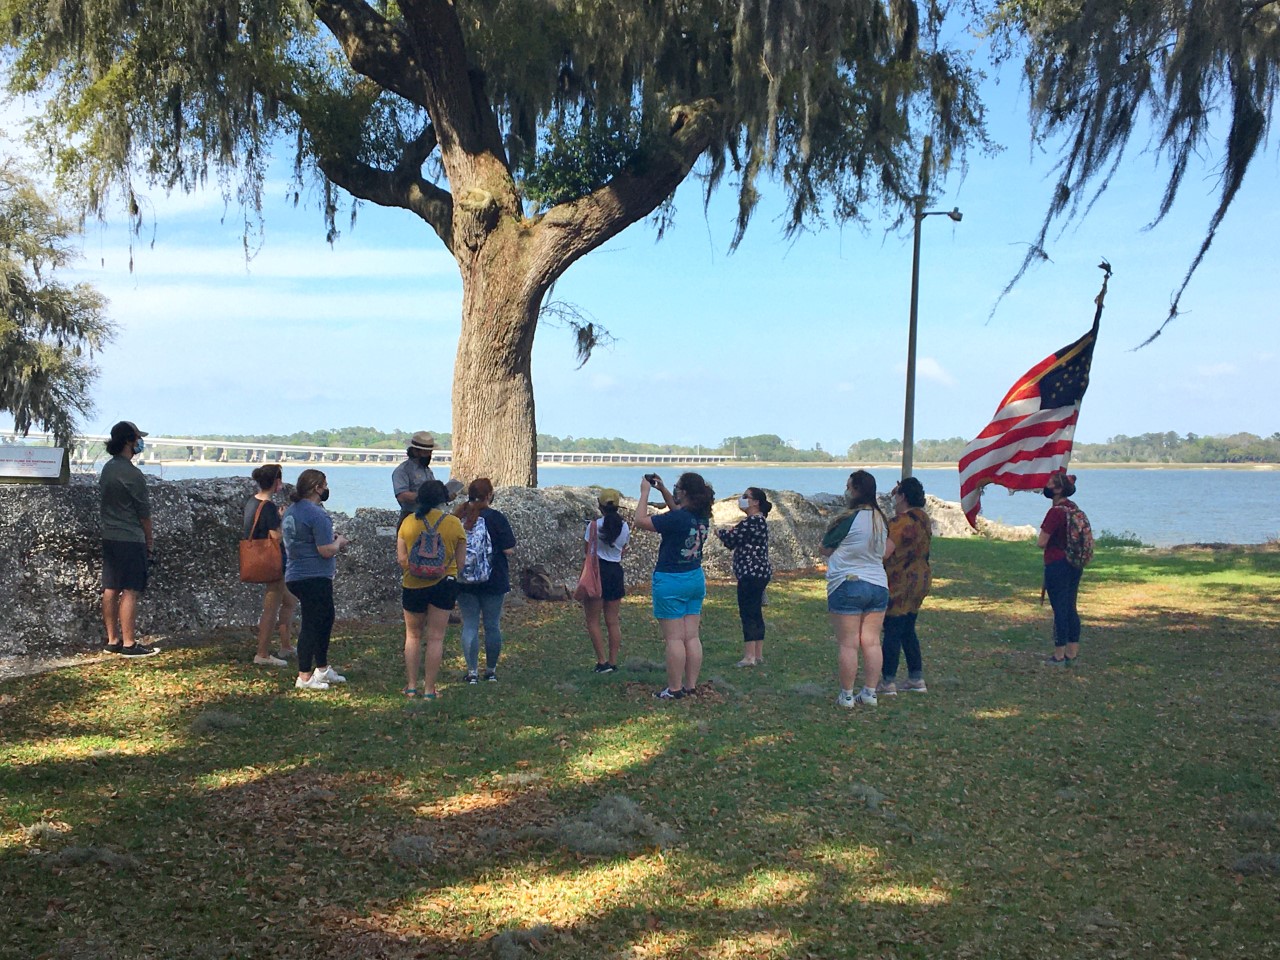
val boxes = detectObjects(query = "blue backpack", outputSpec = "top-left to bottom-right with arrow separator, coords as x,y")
459,515 -> 493,584
408,514 -> 448,579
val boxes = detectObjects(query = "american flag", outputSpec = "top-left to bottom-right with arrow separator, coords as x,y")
959,323 -> 1099,528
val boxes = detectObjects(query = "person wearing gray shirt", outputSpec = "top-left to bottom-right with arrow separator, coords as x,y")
393,431 -> 437,519
99,420 -> 157,656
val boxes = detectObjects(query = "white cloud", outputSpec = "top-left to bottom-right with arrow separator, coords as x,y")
73,241 -> 456,282
1196,362 -> 1237,377
916,357 -> 956,386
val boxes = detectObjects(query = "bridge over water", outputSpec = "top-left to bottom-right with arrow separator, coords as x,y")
6,433 -> 734,467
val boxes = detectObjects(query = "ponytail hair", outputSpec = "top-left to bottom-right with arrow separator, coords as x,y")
251,463 -> 283,491
454,478 -> 494,530
599,502 -> 624,546
746,487 -> 773,516
291,469 -> 326,503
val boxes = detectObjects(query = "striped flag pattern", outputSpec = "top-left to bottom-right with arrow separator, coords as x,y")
959,325 -> 1098,528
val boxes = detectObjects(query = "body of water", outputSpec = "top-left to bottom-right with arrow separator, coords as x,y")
131,462 -> 1279,547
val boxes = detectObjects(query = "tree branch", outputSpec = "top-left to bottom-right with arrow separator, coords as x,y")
307,0 -> 433,109
528,99 -> 721,290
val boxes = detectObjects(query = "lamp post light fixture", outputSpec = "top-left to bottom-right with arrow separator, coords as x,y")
901,197 -> 962,480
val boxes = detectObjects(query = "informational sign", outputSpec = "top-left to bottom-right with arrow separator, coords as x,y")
0,446 -> 71,485
376,526 -> 398,537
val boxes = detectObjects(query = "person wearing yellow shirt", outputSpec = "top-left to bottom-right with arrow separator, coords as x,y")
397,480 -> 466,699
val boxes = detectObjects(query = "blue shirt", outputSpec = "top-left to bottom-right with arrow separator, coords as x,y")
282,499 -> 336,581
651,508 -> 709,574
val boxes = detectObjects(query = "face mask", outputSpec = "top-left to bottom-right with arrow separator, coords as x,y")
738,497 -> 751,510
320,489 -> 330,502
134,439 -> 145,455
845,491 -> 858,507
1042,486 -> 1056,499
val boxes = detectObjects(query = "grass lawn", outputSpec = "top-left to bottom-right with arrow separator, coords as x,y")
3,539 -> 1279,959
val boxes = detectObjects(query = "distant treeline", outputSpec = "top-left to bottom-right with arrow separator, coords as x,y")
196,428 -> 1280,464
848,432 -> 1280,464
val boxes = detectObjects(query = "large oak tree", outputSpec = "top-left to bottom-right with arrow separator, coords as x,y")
0,156 -> 114,445
1,1 -> 986,484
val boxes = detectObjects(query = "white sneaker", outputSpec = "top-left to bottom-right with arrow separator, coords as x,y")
254,654 -> 288,667
837,690 -> 856,708
295,674 -> 330,691
315,665 -> 346,684
853,689 -> 878,706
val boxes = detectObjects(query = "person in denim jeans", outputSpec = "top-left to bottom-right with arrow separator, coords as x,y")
453,479 -> 517,682
821,471 -> 896,707
880,477 -> 932,694
1038,470 -> 1085,665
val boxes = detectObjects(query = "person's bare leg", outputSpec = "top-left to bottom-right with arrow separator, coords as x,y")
102,589 -> 120,645
584,598 -> 606,663
422,605 -> 450,696
276,588 -> 297,655
119,590 -> 140,647
403,610 -> 424,691
257,582 -> 284,659
682,614 -> 703,690
858,611 -> 886,690
603,600 -> 623,665
748,640 -> 763,663
660,618 -> 686,693
832,613 -> 862,690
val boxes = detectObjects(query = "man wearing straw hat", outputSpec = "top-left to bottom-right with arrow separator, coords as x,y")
393,431 -> 462,519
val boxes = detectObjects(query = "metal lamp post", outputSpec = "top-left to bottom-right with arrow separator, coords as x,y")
901,197 -> 962,480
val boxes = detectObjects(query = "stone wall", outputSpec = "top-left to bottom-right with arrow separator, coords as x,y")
0,477 -> 1030,659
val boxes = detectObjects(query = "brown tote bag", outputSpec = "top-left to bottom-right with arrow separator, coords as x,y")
239,500 -> 285,584
572,519 -> 603,602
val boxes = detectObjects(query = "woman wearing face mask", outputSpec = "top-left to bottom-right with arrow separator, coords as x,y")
821,470 -> 895,707
282,469 -> 349,691
715,487 -> 773,667
583,488 -> 630,674
244,463 -> 297,666
635,472 -> 715,700
1038,470 -> 1087,665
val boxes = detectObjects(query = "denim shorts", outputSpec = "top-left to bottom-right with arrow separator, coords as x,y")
827,577 -> 889,615
651,569 -> 706,620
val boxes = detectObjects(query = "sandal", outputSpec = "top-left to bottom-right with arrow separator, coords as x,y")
402,687 -> 417,698
421,691 -> 438,700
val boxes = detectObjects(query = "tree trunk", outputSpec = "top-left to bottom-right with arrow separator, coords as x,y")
448,230 -> 542,488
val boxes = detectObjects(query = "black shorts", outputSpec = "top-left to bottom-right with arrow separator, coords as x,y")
403,577 -> 458,614
599,559 -> 625,602
102,540 -> 148,592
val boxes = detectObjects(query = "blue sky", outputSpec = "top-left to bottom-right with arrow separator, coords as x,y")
11,65 -> 1278,454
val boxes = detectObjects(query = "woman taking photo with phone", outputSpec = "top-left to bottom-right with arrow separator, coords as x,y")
635,472 -> 714,700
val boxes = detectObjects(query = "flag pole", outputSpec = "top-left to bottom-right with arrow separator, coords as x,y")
1091,259 -> 1113,335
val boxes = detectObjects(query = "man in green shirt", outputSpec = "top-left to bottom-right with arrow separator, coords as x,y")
100,420 -> 157,656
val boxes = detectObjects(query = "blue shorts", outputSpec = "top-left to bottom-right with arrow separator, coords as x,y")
652,569 -> 706,620
827,578 -> 889,615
